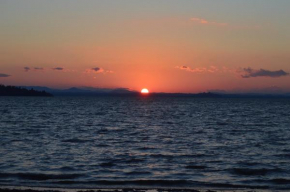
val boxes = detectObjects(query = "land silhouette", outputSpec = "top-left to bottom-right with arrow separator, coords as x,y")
0,85 -> 52,97
1,84 -> 290,98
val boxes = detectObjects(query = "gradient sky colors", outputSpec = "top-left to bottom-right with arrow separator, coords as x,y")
1,0 -> 290,93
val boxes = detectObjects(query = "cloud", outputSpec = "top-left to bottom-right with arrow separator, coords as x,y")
176,65 -> 219,73
24,66 -> 74,72
176,65 -> 288,78
24,67 -> 30,72
86,67 -> 113,74
34,67 -> 43,70
190,17 -> 228,27
240,68 -> 289,78
91,67 -> 104,73
190,17 -> 261,30
0,73 -> 10,77
24,67 -> 45,72
52,67 -> 64,71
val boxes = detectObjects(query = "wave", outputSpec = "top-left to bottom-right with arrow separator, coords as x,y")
185,165 -> 207,170
136,147 -> 156,151
0,172 -> 83,181
50,179 -> 270,189
99,162 -> 115,167
122,158 -> 145,164
216,121 -> 229,125
61,138 -> 92,143
270,178 -> 290,184
124,171 -> 152,176
205,182 -> 268,189
54,179 -> 191,186
59,166 -> 77,171
248,178 -> 290,189
0,174 -> 277,190
230,168 -> 281,176
275,153 -> 290,159
148,154 -> 208,159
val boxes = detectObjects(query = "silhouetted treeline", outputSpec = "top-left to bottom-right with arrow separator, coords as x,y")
0,85 -> 53,97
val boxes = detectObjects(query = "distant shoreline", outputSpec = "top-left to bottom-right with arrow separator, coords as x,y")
1,85 -> 290,98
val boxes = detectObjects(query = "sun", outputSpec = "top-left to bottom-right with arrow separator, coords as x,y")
141,88 -> 149,94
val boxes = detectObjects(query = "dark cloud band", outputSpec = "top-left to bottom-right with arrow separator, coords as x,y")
241,68 -> 289,78
52,67 -> 64,71
91,67 -> 101,72
24,67 -> 30,72
0,73 -> 10,77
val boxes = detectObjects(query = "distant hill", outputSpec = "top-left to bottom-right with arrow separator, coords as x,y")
20,86 -> 139,96
0,85 -> 53,97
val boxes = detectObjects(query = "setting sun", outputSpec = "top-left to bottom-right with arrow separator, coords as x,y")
141,88 -> 149,94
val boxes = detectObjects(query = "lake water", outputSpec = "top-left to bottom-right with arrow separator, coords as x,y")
0,96 -> 290,190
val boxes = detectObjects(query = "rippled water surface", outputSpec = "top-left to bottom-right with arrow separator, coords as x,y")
1,96 -> 290,190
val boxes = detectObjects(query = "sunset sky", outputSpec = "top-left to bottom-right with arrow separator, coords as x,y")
1,0 -> 290,93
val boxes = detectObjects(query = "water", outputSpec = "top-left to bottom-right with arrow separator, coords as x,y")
0,96 -> 290,190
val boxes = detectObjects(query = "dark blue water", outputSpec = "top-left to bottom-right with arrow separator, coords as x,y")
0,97 -> 290,190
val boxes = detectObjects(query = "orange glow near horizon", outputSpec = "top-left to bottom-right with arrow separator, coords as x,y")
1,1 -> 290,93
141,88 -> 149,94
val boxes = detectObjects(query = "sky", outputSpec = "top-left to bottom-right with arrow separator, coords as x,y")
0,0 -> 290,93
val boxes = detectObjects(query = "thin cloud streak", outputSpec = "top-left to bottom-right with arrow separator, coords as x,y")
190,17 -> 261,30
0,73 -> 11,77
190,17 -> 228,27
23,66 -> 76,73
34,67 -> 44,70
24,67 -> 44,72
52,67 -> 64,71
176,66 -> 219,73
